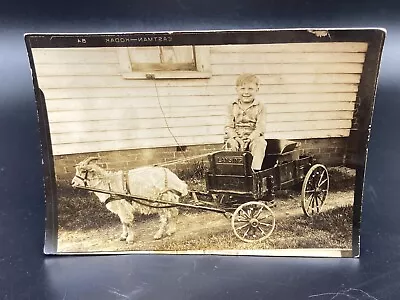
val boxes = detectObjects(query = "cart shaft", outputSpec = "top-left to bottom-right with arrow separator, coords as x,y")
74,186 -> 228,214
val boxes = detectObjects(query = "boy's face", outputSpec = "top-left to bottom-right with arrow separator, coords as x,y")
236,81 -> 259,104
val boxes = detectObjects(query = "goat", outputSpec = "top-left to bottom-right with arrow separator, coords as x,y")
71,157 -> 188,243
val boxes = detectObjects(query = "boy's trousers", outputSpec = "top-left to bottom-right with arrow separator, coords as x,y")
226,137 -> 267,170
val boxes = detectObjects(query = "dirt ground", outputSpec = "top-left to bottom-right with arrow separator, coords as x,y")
58,190 -> 354,253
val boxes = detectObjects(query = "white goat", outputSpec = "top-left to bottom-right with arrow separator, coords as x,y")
71,157 -> 188,243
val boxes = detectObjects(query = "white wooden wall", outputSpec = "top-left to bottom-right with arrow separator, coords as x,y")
32,42 -> 368,155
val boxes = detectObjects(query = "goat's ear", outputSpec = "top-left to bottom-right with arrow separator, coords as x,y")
76,164 -> 90,171
81,156 -> 100,165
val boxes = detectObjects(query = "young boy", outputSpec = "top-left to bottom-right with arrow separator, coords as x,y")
225,73 -> 267,171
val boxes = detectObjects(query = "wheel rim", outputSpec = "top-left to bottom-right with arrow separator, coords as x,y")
231,201 -> 276,243
301,164 -> 329,217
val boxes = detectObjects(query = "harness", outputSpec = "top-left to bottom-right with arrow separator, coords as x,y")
104,170 -> 130,205
75,170 -> 89,187
88,168 -> 180,209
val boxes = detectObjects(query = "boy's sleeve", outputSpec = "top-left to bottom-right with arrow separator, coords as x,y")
248,102 -> 266,141
225,104 -> 238,139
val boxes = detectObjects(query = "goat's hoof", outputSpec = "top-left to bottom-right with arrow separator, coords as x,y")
126,237 -> 134,244
166,230 -> 175,236
119,236 -> 127,241
153,233 -> 163,240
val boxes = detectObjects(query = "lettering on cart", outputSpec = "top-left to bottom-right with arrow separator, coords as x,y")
216,156 -> 243,164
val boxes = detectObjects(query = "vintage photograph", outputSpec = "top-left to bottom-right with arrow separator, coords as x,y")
25,30 -> 385,257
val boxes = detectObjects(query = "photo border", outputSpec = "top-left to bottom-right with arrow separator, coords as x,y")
25,28 -> 386,256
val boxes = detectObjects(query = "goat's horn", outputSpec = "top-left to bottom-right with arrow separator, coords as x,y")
82,156 -> 100,165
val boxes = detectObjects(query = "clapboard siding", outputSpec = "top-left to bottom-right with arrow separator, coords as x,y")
209,43 -> 368,52
52,129 -> 350,155
46,94 -> 357,111
51,120 -> 352,144
34,64 -> 120,76
211,63 -> 364,75
32,42 -> 368,155
51,111 -> 352,134
42,84 -> 359,99
210,53 -> 366,64
37,74 -> 362,89
49,118 -> 352,133
32,49 -> 118,64
34,62 -> 364,76
47,102 -> 355,122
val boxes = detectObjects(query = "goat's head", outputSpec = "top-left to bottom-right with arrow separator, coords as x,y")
71,157 -> 100,187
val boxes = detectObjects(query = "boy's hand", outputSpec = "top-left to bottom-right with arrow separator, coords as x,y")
235,137 -> 245,151
243,138 -> 250,150
236,137 -> 250,151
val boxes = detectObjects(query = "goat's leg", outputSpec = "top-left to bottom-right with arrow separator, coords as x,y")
154,213 -> 168,240
106,200 -> 134,242
119,223 -> 128,241
125,222 -> 135,244
165,208 -> 178,236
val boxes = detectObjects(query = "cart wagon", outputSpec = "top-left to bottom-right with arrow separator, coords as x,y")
76,139 -> 329,243
204,139 -> 329,242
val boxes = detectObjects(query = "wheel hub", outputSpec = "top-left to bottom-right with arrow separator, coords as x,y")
250,218 -> 259,227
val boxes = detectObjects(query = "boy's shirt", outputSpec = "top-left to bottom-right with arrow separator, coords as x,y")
225,98 -> 266,141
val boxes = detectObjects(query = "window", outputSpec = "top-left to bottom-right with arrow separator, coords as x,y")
118,46 -> 211,79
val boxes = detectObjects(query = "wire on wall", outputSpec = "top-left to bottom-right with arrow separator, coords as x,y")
148,74 -> 187,160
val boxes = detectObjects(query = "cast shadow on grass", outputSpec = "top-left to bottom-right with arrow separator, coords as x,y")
153,205 -> 354,251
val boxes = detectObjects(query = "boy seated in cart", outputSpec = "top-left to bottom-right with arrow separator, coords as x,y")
225,73 -> 267,172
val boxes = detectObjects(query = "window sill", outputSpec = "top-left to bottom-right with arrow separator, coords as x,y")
121,71 -> 212,80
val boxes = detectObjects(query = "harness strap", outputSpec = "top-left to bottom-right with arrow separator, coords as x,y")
123,170 -> 130,194
104,181 -> 122,205
104,197 -> 116,205
104,172 -> 128,205
104,169 -> 181,206
156,168 -> 171,199
164,168 -> 168,191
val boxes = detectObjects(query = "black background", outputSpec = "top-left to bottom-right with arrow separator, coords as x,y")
1,1 -> 400,299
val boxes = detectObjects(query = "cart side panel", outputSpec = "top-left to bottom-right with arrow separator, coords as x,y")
278,161 -> 297,189
279,156 -> 313,189
208,151 -> 252,175
296,156 -> 314,182
262,150 -> 300,170
206,151 -> 254,195
207,175 -> 253,194
255,155 -> 314,194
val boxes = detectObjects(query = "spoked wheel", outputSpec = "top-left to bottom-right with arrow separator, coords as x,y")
301,164 -> 329,217
231,201 -> 276,243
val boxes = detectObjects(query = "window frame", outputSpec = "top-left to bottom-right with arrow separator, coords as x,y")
118,46 -> 212,79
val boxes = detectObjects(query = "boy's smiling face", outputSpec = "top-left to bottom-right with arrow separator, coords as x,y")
236,81 -> 259,104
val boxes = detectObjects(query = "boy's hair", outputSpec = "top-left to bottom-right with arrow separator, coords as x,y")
236,73 -> 260,87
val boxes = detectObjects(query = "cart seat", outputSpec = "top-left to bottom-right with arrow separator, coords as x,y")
265,139 -> 298,155
261,139 -> 300,169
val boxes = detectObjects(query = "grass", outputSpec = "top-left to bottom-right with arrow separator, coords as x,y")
57,165 -> 355,231
328,166 -> 356,192
57,183 -> 120,231
153,205 -> 353,251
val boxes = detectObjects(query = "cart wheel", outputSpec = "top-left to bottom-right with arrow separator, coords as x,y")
231,201 -> 276,243
301,164 -> 329,217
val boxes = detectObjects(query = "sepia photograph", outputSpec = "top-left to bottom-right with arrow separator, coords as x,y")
25,29 -> 384,257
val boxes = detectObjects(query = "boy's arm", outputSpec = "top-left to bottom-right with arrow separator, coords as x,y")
225,104 -> 238,139
248,102 -> 266,141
